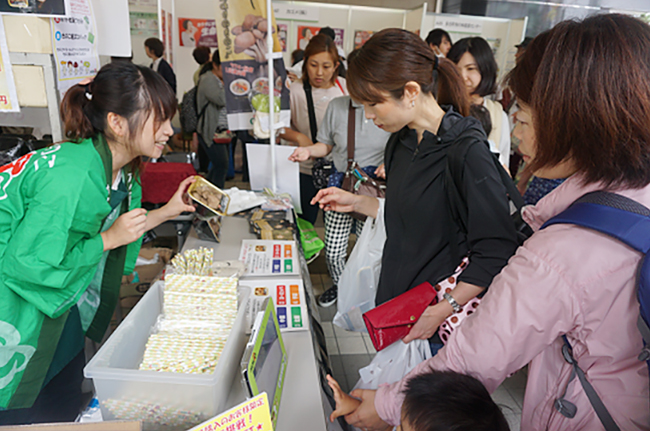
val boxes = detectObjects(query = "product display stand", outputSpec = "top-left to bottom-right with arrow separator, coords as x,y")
183,216 -> 345,431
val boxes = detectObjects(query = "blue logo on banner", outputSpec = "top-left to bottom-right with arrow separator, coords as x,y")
55,31 -> 62,41
272,260 -> 281,273
277,307 -> 287,328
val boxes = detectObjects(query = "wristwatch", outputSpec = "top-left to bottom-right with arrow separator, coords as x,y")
443,292 -> 462,313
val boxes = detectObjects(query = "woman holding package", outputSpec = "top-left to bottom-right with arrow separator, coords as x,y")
343,15 -> 649,430
280,33 -> 347,224
0,62 -> 195,424
312,29 -> 518,351
447,37 -> 511,170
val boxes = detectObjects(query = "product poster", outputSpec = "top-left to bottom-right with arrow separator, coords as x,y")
0,18 -> 19,112
215,0 -> 288,132
0,0 -> 67,17
277,23 -> 287,52
354,30 -> 374,49
178,18 -> 218,48
239,277 -> 309,332
51,0 -> 99,94
188,393 -> 273,431
297,26 -> 344,51
215,0 -> 281,63
129,11 -> 158,37
239,240 -> 299,277
221,58 -> 290,131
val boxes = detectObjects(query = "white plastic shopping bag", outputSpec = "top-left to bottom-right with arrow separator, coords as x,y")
353,339 -> 432,390
333,199 -> 386,332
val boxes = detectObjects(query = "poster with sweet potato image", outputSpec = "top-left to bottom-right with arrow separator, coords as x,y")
215,0 -> 281,63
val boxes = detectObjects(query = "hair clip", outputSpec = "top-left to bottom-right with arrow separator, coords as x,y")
85,91 -> 92,101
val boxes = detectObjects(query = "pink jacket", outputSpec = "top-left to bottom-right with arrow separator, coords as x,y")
375,175 -> 650,430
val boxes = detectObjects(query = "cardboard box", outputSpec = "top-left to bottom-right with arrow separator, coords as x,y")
0,421 -> 141,430
120,247 -> 173,299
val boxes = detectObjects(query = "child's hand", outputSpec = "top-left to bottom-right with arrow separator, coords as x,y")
327,374 -> 361,422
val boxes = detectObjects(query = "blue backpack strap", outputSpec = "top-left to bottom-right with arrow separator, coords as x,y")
542,191 -> 650,431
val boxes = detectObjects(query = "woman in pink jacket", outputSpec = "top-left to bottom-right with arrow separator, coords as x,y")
343,14 -> 650,431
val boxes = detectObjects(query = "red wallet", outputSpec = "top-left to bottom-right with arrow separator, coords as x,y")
362,282 -> 438,351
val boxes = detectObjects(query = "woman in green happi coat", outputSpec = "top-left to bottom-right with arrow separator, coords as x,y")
0,62 -> 196,424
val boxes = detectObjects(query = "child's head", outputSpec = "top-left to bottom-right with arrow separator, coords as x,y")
400,371 -> 510,431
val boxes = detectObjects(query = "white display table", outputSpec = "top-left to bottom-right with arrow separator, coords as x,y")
183,217 -> 341,431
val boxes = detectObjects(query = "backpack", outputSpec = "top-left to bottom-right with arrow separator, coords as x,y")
542,190 -> 650,431
180,85 -> 208,134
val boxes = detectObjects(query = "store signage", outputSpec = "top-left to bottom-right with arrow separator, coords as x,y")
273,4 -> 319,22
188,392 -> 274,431
434,16 -> 483,34
51,0 -> 100,94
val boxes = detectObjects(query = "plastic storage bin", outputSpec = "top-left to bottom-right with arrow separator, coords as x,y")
84,281 -> 249,431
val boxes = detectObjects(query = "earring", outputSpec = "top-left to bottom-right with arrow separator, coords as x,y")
411,100 -> 415,108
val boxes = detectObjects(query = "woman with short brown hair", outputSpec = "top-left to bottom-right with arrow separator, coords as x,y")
313,28 -> 518,349
344,15 -> 650,431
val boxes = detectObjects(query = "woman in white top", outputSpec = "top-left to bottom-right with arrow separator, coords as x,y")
447,37 -> 511,170
280,33 -> 347,224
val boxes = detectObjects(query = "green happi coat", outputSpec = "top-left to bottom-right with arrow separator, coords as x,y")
0,135 -> 142,410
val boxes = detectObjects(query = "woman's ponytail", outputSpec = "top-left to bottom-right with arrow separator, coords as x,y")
436,57 -> 470,117
60,83 -> 95,141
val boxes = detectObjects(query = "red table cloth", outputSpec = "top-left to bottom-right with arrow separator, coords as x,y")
141,162 -> 197,204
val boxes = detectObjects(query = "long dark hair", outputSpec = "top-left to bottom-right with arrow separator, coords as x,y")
447,37 -> 498,98
346,28 -> 469,116
61,62 -> 176,173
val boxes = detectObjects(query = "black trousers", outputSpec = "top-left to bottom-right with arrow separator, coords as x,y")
0,350 -> 86,425
299,173 -> 319,225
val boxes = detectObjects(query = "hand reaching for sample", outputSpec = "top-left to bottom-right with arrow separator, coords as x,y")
311,187 -> 358,213
327,375 -> 361,422
402,301 -> 452,344
288,147 -> 311,162
101,208 -> 148,251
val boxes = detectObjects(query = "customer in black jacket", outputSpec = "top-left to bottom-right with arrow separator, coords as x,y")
313,29 -> 518,349
145,38 -> 177,94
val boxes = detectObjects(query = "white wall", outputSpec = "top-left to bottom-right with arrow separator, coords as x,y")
174,0 -> 214,98
421,13 -> 527,83
274,1 -> 422,67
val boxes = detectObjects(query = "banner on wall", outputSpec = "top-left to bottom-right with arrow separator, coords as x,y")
128,0 -> 156,6
354,30 -> 374,49
130,11 -> 158,37
0,0 -> 68,17
297,26 -> 344,50
433,16 -> 483,36
51,0 -> 100,94
178,18 -> 218,48
0,17 -> 19,112
216,0 -> 289,131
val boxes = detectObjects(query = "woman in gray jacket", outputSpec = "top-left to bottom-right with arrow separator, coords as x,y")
197,53 -> 229,188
